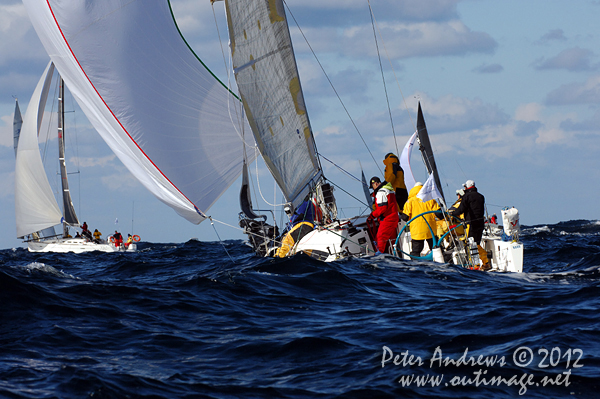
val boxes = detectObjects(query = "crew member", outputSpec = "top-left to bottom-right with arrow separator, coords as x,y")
275,201 -> 316,258
369,176 -> 400,254
125,234 -> 133,248
93,229 -> 102,243
400,183 -> 440,258
449,180 -> 490,270
113,230 -> 123,248
383,153 -> 408,212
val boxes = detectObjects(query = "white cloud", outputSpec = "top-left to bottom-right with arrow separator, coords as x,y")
71,155 -> 116,168
545,74 -> 600,105
515,103 -> 543,122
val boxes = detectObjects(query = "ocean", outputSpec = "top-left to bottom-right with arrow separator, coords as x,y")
1,219 -> 599,398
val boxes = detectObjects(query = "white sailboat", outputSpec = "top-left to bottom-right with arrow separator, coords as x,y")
395,103 -> 524,272
21,0 -> 522,270
15,62 -> 136,253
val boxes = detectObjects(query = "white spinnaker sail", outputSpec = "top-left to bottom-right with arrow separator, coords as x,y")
15,61 -> 63,238
224,0 -> 322,208
22,0 -> 254,224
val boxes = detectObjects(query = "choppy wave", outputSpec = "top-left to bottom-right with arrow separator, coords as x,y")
1,220 -> 600,398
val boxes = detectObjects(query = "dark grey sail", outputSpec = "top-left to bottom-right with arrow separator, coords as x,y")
416,102 -> 445,203
57,78 -> 79,229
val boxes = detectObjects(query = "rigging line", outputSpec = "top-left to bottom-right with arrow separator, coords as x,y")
367,0 -> 415,132
210,217 -> 285,247
368,1 -> 398,157
282,0 -> 380,173
318,153 -> 362,183
209,216 -> 236,264
255,147 -> 286,207
211,3 -> 255,150
327,179 -> 370,209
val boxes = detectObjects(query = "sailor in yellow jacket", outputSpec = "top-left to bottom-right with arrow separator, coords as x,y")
400,183 -> 440,257
275,200 -> 316,258
383,153 -> 408,211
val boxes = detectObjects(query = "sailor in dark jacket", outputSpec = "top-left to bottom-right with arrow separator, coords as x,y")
449,180 -> 485,244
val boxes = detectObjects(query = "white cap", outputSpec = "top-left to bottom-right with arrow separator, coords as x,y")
414,182 -> 423,187
465,180 -> 475,188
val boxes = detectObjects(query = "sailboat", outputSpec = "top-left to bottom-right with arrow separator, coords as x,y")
395,104 -> 524,272
14,61 -> 136,253
21,0 -> 522,270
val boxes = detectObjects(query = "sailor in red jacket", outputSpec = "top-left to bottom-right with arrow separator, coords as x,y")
369,177 -> 400,254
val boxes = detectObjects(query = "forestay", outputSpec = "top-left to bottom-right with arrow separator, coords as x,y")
15,62 -> 63,238
223,0 -> 322,208
22,0 -> 255,223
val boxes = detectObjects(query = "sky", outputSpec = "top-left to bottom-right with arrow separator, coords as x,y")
1,0 -> 599,249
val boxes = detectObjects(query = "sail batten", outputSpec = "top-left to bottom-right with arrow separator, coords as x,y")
23,0 -> 255,224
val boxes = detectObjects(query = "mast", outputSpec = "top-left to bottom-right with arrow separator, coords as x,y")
57,77 -> 79,236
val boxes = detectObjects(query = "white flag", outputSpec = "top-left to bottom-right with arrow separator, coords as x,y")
417,173 -> 442,202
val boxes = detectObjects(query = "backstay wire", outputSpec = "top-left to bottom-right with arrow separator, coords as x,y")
368,1 -> 399,158
367,0 -> 416,133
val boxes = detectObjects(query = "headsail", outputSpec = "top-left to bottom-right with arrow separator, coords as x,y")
223,0 -> 322,208
23,0 -> 254,224
416,102 -> 445,203
15,61 -> 63,238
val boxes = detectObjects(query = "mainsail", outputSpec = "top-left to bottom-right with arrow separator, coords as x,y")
223,0 -> 322,208
23,0 -> 255,224
416,102 -> 445,203
15,61 -> 63,238
57,78 -> 79,227
13,99 -> 22,155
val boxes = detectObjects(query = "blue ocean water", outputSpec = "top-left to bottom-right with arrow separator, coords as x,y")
1,220 -> 599,398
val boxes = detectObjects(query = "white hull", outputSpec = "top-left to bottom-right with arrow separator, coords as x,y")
286,218 -> 524,272
27,238 -> 137,253
289,216 -> 375,262
481,236 -> 523,273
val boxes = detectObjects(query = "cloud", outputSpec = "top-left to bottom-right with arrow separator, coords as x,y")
514,121 -> 542,137
536,29 -> 567,44
472,63 -> 504,74
283,0 -> 460,27
334,20 -> 497,60
0,113 -> 13,147
0,3 -> 46,66
70,155 -> 116,168
533,47 -> 599,72
545,74 -> 600,105
402,92 -> 510,133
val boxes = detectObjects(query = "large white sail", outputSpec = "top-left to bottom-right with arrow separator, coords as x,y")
224,0 -> 322,207
22,0 -> 254,224
15,61 -> 63,238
